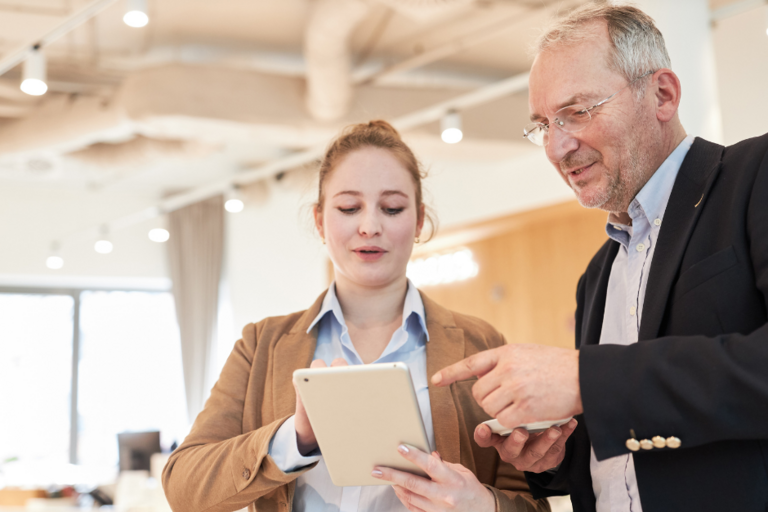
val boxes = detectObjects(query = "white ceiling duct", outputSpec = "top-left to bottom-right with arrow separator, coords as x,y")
304,0 -> 476,121
304,0 -> 372,121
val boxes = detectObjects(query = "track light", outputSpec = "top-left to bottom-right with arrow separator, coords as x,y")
148,228 -> 170,243
95,226 -> 113,254
21,46 -> 48,96
123,0 -> 149,28
441,110 -> 463,144
225,187 -> 245,213
46,242 -> 63,270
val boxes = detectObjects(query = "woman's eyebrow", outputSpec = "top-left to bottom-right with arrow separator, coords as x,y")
381,190 -> 408,199
333,190 -> 361,198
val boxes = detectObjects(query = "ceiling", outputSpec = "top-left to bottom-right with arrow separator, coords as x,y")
0,0 -> 755,199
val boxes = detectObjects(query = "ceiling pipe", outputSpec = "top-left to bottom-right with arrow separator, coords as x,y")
0,0 -> 120,77
304,0 -> 371,121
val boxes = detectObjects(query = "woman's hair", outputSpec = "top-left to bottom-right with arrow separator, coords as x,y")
315,120 -> 436,240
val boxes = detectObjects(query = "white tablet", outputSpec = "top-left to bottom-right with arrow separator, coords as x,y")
293,362 -> 430,487
482,417 -> 572,436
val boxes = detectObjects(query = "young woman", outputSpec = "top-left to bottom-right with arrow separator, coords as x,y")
162,121 -> 550,512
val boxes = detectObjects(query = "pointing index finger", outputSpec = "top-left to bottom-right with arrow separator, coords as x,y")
431,350 -> 499,387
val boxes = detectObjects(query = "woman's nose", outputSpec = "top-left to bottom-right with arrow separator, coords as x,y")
359,210 -> 382,237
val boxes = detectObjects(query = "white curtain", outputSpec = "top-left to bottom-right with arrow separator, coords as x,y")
167,195 -> 224,425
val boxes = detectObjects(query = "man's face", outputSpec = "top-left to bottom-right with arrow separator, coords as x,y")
528,24 -> 654,213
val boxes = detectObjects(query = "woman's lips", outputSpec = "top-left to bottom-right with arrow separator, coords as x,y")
353,247 -> 387,261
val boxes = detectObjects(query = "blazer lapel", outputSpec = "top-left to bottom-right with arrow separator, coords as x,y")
271,292 -> 326,420
581,241 -> 620,347
639,137 -> 724,341
422,293 -> 463,465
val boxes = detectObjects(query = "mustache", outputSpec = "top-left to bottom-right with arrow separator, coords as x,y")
560,150 -> 602,173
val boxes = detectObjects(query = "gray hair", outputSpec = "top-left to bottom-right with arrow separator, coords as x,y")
535,3 -> 671,98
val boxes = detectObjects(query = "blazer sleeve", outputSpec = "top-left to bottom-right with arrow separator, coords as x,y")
580,141 -> 768,461
162,322 -> 316,512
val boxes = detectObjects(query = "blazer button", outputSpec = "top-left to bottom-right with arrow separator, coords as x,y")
666,436 -> 681,449
639,439 -> 653,450
626,439 -> 640,451
242,469 -> 251,480
652,436 -> 666,449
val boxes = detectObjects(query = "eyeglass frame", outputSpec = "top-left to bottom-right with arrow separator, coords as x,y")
523,70 -> 655,146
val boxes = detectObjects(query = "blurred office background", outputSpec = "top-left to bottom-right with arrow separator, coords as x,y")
0,0 -> 766,509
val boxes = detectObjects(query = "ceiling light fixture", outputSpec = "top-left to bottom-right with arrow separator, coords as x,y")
225,187 -> 245,213
441,110 -> 463,144
94,226 -> 113,254
20,45 -> 48,96
46,241 -> 64,270
123,0 -> 149,28
148,227 -> 170,243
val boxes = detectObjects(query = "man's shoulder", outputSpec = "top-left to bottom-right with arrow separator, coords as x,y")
721,132 -> 768,167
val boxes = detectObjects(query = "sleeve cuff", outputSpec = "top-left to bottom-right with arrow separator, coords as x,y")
267,415 -> 321,473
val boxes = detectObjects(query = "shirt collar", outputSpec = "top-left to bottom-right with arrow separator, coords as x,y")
306,279 -> 429,341
606,134 -> 695,238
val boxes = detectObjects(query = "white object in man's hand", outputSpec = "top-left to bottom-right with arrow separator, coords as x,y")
474,418 -> 578,473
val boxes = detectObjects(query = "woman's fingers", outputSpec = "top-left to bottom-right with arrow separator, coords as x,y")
310,359 -> 327,368
330,358 -> 348,367
397,445 -> 455,483
393,485 -> 432,512
372,464 -> 440,499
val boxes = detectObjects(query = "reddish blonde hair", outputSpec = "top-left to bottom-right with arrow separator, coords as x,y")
316,120 -> 436,239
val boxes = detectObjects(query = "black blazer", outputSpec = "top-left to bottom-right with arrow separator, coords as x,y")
527,133 -> 768,512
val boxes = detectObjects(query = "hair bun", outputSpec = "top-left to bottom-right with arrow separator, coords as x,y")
366,120 -> 401,140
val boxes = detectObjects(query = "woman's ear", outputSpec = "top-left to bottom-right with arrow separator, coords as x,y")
416,204 -> 426,238
313,204 -> 324,240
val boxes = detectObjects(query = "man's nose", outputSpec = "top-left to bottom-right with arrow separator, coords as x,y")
545,124 -> 579,165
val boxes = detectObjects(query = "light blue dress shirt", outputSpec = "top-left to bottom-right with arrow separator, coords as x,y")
268,279 -> 434,512
590,135 -> 695,512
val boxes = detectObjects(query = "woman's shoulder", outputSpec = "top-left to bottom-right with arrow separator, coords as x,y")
241,309 -> 311,345
421,293 -> 505,350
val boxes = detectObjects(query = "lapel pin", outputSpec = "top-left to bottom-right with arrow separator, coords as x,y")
694,194 -> 704,208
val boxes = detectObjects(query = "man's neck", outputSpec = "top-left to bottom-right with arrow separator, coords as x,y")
610,125 -> 688,223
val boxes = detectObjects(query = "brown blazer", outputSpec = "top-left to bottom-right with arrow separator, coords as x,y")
162,290 -> 550,512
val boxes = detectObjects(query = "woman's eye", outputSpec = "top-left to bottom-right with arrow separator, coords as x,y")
383,207 -> 404,216
337,207 -> 358,214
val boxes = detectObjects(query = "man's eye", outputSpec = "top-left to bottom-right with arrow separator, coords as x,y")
383,208 -> 404,216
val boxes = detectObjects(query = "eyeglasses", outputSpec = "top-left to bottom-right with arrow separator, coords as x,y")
523,70 -> 654,147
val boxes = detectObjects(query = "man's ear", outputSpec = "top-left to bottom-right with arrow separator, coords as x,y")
653,68 -> 682,123
313,205 -> 324,240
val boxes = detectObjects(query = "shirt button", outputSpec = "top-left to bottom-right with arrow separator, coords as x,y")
636,243 -> 646,252
626,439 -> 640,451
629,306 -> 637,316
242,469 -> 251,480
652,436 -> 667,448
640,439 -> 654,450
654,218 -> 661,226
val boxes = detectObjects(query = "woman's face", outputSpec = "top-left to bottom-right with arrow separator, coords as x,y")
315,146 -> 424,290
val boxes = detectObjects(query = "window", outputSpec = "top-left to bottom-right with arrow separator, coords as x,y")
0,288 -> 187,485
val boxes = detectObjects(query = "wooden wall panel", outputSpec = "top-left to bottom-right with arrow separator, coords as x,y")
416,201 -> 607,349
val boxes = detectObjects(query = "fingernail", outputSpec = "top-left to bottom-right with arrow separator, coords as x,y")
477,427 -> 488,438
549,428 -> 561,440
398,444 -> 410,454
433,451 -> 441,460
513,430 -> 527,443
431,373 -> 442,385
371,470 -> 383,478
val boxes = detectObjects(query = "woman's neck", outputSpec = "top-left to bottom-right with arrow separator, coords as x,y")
334,276 -> 408,329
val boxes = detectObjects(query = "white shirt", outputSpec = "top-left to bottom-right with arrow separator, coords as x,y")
590,135 -> 695,512
268,280 -> 434,512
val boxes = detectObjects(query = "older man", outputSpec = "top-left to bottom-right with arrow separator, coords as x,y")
431,3 -> 768,512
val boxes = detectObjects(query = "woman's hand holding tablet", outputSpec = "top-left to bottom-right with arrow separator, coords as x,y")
371,445 -> 496,512
293,358 -> 348,455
